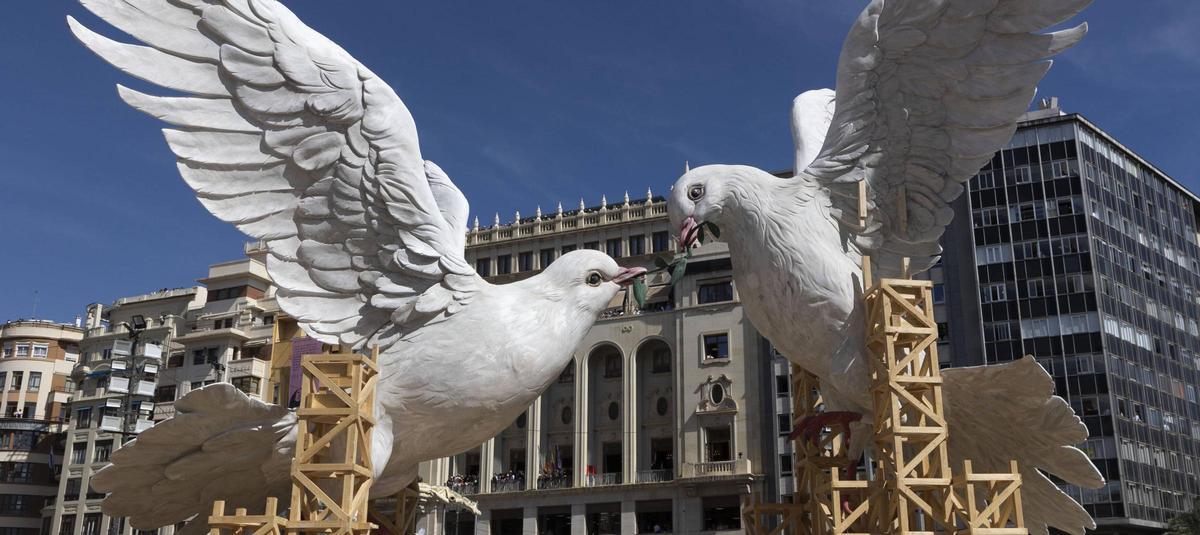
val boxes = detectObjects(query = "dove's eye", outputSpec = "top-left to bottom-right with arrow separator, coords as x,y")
586,271 -> 603,286
688,184 -> 704,201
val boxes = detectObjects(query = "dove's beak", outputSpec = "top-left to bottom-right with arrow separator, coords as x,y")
678,216 -> 701,250
613,266 -> 648,287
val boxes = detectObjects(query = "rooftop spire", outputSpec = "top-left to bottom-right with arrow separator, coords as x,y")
557,201 -> 563,217
579,198 -> 586,211
515,209 -> 521,222
493,212 -> 500,227
536,205 -> 542,218
601,194 -> 608,210
646,186 -> 653,204
623,191 -> 630,206
473,216 -> 479,231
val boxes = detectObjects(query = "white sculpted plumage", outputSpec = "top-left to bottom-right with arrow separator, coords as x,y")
69,0 -> 645,530
668,1 -> 1101,534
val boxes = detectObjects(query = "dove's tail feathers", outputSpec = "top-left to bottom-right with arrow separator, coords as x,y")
942,356 -> 1103,535
90,384 -> 297,532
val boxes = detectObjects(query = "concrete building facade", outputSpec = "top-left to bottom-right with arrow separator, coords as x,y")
417,195 -> 774,535
0,320 -> 82,534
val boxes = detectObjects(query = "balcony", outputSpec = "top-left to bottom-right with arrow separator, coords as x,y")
99,415 -> 122,432
636,469 -> 673,483
585,472 -> 622,487
490,479 -> 523,493
447,482 -> 478,496
227,357 -> 270,379
536,477 -> 572,490
153,402 -> 176,421
680,459 -> 752,479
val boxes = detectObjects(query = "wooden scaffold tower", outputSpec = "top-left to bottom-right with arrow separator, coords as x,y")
209,348 -> 380,535
743,268 -> 1028,535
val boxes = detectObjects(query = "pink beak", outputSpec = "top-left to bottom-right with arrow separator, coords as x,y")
613,266 -> 648,286
677,216 -> 701,250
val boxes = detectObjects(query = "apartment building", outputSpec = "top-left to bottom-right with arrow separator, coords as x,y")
0,319 -> 83,534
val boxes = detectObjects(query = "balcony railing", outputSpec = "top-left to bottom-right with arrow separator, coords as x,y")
536,477 -> 572,490
447,482 -> 478,495
636,469 -> 673,483
490,479 -> 523,493
585,472 -> 622,487
681,459 -> 752,478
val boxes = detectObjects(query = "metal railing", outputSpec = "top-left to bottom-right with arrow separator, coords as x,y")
586,472 -> 622,487
636,469 -> 673,483
490,479 -> 523,493
536,477 -> 572,490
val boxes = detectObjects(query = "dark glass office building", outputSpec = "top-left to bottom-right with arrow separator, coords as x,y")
927,104 -> 1200,533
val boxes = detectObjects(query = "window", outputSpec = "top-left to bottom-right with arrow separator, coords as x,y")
60,515 -> 76,535
697,280 -> 734,304
496,254 -> 512,275
780,453 -> 794,476
155,385 -> 177,403
650,347 -> 671,374
94,440 -> 112,463
556,365 -> 574,384
232,377 -> 260,396
1026,279 -> 1046,298
702,496 -> 741,531
703,333 -> 729,360
10,372 -> 21,391
26,372 -> 40,392
976,170 -> 996,188
583,241 -> 599,250
560,244 -> 576,255
606,238 -> 623,258
13,345 -> 28,358
76,408 -> 92,429
628,235 -> 646,256
1013,166 -> 1032,183
0,373 -> 6,391
517,251 -> 533,272
0,345 -> 9,358
475,257 -> 492,276
71,445 -> 86,465
776,375 -> 790,397
651,231 -> 671,253
31,344 -> 48,358
1052,160 -> 1071,178
778,414 -> 792,435
980,283 -> 1007,303
83,513 -> 102,535
936,322 -> 949,341
932,285 -> 946,303
192,347 -> 219,366
22,403 -> 33,419
704,426 -> 732,462
0,462 -> 33,484
65,477 -> 81,500
656,397 -> 669,416
603,353 -> 622,378
539,248 -> 555,268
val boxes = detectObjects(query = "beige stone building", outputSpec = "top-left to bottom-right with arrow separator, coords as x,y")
49,288 -> 205,535
418,194 -> 777,535
0,319 -> 83,534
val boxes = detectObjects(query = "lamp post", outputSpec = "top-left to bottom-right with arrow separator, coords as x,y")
114,314 -> 154,440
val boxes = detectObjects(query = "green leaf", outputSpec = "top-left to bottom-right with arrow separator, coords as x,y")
653,256 -> 670,270
705,222 -> 721,239
632,279 -> 647,308
670,258 -> 688,285
697,224 -> 707,244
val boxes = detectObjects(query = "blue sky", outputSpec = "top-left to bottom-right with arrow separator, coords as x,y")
1,1 -> 1198,324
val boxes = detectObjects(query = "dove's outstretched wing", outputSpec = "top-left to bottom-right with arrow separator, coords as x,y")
69,0 -> 479,350
797,0 -> 1089,279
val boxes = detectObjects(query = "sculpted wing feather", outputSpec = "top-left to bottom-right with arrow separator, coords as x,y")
69,0 -> 479,350
797,0 -> 1089,278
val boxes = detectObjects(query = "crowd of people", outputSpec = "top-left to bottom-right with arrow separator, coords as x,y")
491,469 -> 525,491
537,467 -> 571,487
444,473 -> 479,493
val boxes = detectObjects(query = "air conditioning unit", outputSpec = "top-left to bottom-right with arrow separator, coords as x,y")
142,363 -> 159,375
142,344 -> 163,359
112,340 -> 132,356
109,376 -> 129,394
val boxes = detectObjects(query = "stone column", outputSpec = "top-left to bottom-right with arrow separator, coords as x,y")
526,398 -> 540,491
621,498 -> 637,534
624,348 -> 637,485
573,355 -> 589,488
476,508 -> 491,535
570,502 -> 587,535
522,505 -> 538,535
480,438 -> 495,494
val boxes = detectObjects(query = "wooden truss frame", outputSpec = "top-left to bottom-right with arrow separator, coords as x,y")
209,348 -> 381,535
743,274 -> 1029,535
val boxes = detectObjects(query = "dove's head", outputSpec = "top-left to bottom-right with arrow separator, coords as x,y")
668,164 -> 767,249
537,250 -> 647,315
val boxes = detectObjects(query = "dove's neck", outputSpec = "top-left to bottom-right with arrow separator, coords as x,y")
717,172 -> 801,254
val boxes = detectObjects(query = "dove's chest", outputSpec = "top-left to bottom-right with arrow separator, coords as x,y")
727,204 -> 861,371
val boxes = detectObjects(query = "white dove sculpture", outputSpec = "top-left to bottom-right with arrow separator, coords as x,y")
68,0 -> 646,531
668,1 -> 1103,534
